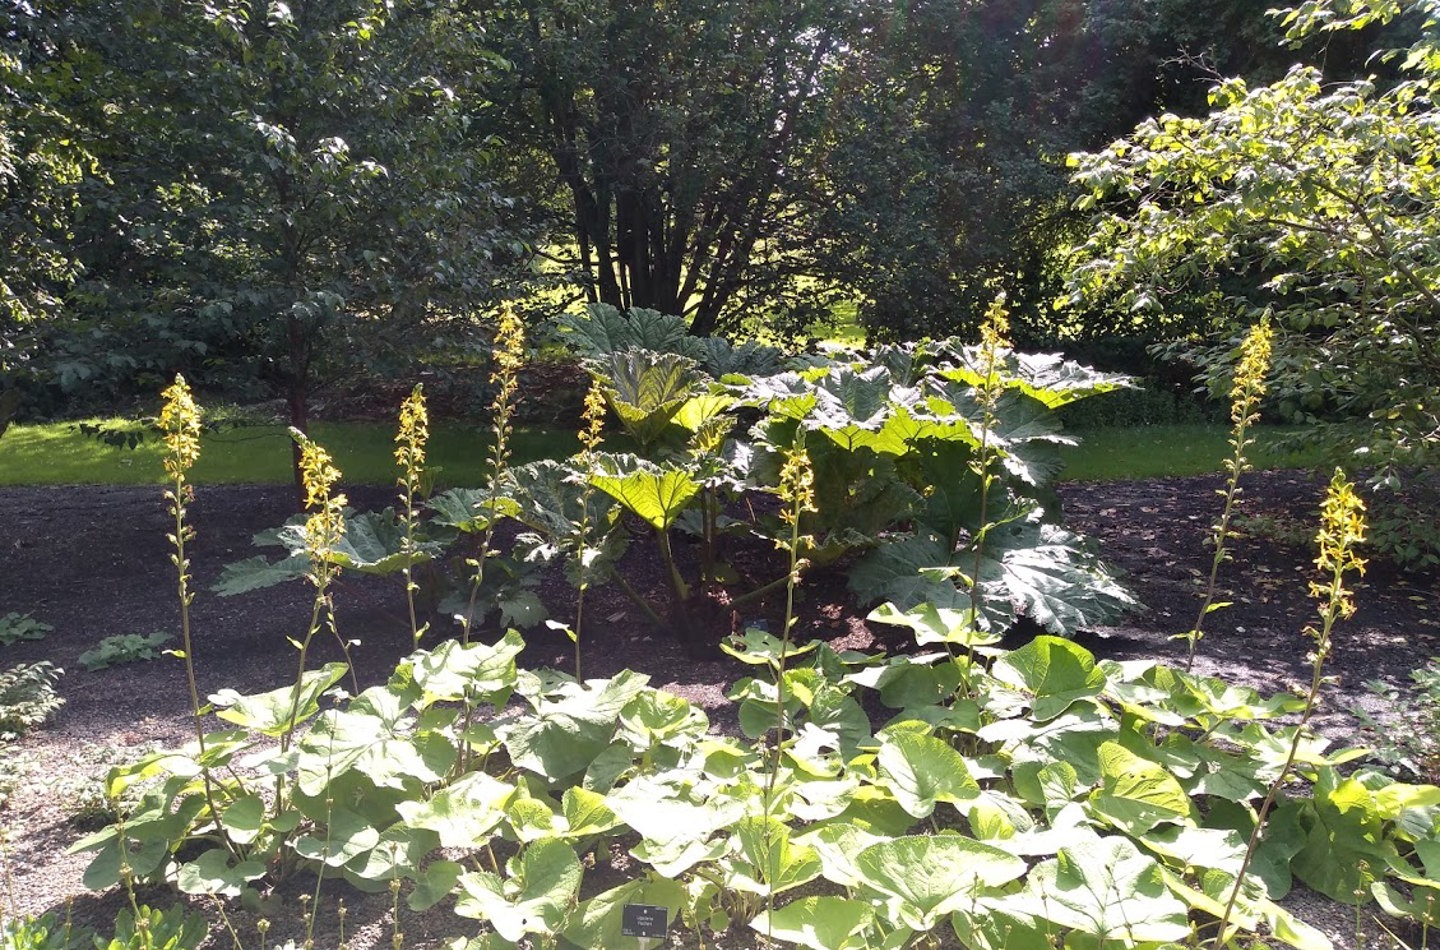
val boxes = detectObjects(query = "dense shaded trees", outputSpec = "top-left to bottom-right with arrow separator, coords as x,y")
1067,0 -> 1440,564
791,0 -> 1302,345
4,0 -> 1417,421
4,0 -> 520,437
482,0 -> 854,337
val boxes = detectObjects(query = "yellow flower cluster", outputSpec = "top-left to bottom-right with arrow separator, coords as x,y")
493,305 -> 526,382
159,374 -> 202,480
579,379 -> 607,455
979,292 -> 1012,355
297,434 -> 347,559
395,384 -> 428,481
1311,468 -> 1367,619
778,445 -> 816,526
1231,317 -> 1274,425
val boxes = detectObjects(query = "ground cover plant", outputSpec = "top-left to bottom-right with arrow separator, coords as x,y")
2,316 -> 1435,948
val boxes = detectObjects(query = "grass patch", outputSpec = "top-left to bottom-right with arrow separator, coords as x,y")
1060,424 -> 1326,481
0,420 -> 578,488
2,420 -> 1326,487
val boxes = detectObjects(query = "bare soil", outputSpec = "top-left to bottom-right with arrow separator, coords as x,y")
1,470 -> 1436,947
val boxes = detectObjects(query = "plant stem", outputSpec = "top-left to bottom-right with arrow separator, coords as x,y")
1212,469 -> 1363,948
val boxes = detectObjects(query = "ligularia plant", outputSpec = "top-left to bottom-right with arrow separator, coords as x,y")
395,383 -> 429,645
462,305 -> 526,644
286,432 -> 350,749
568,378 -> 609,678
1185,315 -> 1274,669
1214,467 -> 1366,948
966,292 -> 1013,626
157,374 -> 226,848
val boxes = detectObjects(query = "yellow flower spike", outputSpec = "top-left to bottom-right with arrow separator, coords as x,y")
979,292 -> 1012,355
493,304 -> 526,381
579,378 -> 608,456
1230,316 -> 1274,426
159,374 -> 202,479
297,434 -> 342,511
1311,468 -> 1367,624
777,444 -> 817,528
395,383 -> 429,479
293,431 -> 346,569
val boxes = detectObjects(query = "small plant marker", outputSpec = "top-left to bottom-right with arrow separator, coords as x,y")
621,903 -> 668,945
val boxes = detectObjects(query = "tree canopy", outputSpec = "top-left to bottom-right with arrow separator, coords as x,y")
1067,0 -> 1440,564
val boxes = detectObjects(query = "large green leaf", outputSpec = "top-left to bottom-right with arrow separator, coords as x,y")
175,848 -> 265,898
794,823 -> 885,890
209,663 -> 348,737
1088,741 -> 1195,835
211,553 -> 308,595
1291,770 -> 1401,903
751,896 -> 876,950
848,533 -> 974,615
298,683 -> 455,793
876,728 -> 981,819
867,602 -> 999,649
400,631 -> 523,707
427,487 -> 511,534
731,816 -> 823,896
589,456 -> 701,531
558,304 -> 701,360
973,518 -> 1138,637
694,336 -> 784,378
938,348 -> 1133,409
1008,833 -> 1190,945
454,838 -> 583,942
396,770 -> 515,848
327,509 -> 442,574
853,834 -> 1027,931
608,774 -> 749,846
500,670 -> 650,782
596,349 -> 703,447
561,876 -> 688,949
807,365 -> 893,433
991,636 -> 1107,722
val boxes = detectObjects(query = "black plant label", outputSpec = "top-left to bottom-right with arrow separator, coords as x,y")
621,904 -> 668,939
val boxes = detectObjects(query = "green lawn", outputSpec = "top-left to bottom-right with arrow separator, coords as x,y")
1057,424 -> 1325,481
0,419 -> 577,488
0,419 -> 1324,487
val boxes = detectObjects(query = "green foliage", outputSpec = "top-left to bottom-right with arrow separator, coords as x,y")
60,401 -> 1440,947
0,661 -> 63,739
73,621 -> 1440,947
0,912 -> 91,950
99,905 -> 206,950
5,0 -> 523,439
77,632 -> 172,671
1357,657 -> 1440,783
0,611 -> 51,646
1068,0 -> 1440,567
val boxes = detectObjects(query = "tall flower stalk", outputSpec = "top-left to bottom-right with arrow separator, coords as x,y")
283,433 -> 348,754
762,436 -> 816,928
395,384 -> 429,646
1212,468 -> 1366,948
462,305 -> 525,644
1185,317 -> 1274,670
158,375 -> 229,852
568,378 -> 608,679
967,293 -> 1011,630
